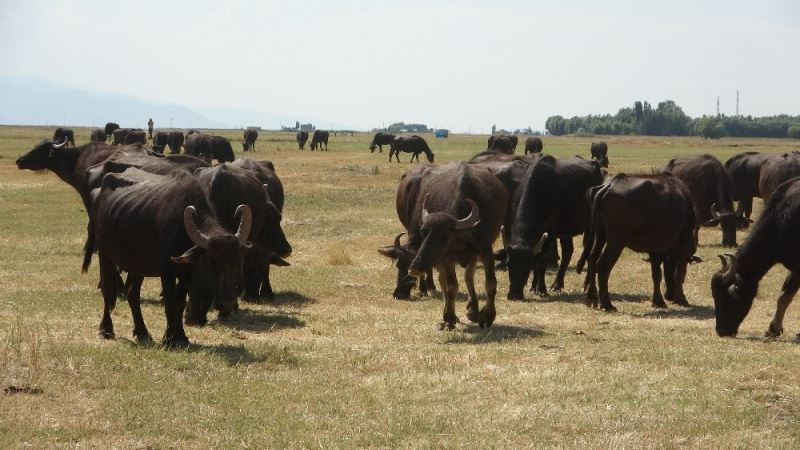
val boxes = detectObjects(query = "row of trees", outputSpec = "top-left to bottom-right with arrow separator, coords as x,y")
545,101 -> 800,139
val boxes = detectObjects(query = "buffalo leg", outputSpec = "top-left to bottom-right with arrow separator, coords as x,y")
438,263 -> 459,330
550,237 -> 573,291
529,256 -> 548,297
596,243 -> 623,312
124,275 -> 151,342
419,268 -> 435,297
479,251 -> 497,328
97,254 -> 118,339
161,273 -> 189,347
648,254 -> 667,308
767,272 -> 800,337
666,254 -> 690,306
464,258 -> 480,323
260,265 -> 275,301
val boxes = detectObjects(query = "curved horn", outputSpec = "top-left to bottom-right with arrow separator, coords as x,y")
717,254 -> 729,273
183,206 -> 210,249
234,204 -> 253,245
52,139 -> 68,149
421,193 -> 431,223
262,184 -> 272,203
710,203 -> 721,218
533,232 -> 549,254
394,232 -> 405,250
455,198 -> 481,231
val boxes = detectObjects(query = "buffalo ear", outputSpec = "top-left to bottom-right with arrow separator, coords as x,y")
378,246 -> 398,259
171,246 -> 203,264
269,254 -> 291,267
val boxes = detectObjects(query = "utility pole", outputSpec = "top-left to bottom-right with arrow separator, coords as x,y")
716,95 -> 720,117
170,117 -> 173,128
736,90 -> 740,116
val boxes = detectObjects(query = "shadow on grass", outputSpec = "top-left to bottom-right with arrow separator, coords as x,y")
516,291 -> 647,305
272,290 -> 317,306
218,307 -> 305,333
442,323 -> 546,345
634,304 -> 716,320
120,337 -> 298,366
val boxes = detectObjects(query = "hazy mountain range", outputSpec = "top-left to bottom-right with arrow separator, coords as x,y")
0,76 -> 355,130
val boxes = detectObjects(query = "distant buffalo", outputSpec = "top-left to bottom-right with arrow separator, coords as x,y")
370,132 -> 395,153
488,134 -> 518,154
524,137 -> 543,154
296,131 -> 309,150
390,135 -> 434,163
124,129 -> 147,145
53,128 -> 75,147
104,122 -> 119,141
310,130 -> 329,151
167,131 -> 184,154
153,131 -> 169,154
90,129 -> 107,143
590,142 -> 609,168
243,129 -> 258,152
184,133 -> 235,163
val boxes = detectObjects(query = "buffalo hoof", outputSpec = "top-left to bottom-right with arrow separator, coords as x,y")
162,335 -> 189,348
135,332 -> 153,344
507,292 -> 524,301
438,321 -> 456,331
671,298 -> 690,307
98,329 -> 115,340
600,303 -> 617,312
466,310 -> 480,324
529,289 -> 549,299
479,309 -> 496,328
652,296 -> 667,308
184,316 -> 208,327
766,323 -> 784,338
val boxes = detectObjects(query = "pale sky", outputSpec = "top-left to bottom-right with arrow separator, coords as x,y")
1,0 -> 798,132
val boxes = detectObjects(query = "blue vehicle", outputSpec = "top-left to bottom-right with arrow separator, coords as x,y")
434,129 -> 449,138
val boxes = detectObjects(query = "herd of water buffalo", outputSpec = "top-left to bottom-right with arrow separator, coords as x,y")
12,125 -> 800,344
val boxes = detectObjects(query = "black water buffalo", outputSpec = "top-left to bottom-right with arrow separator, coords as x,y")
167,131 -> 184,154
15,140 -> 152,274
90,129 -> 107,143
663,154 -> 749,247
153,131 -> 169,154
712,176 -> 800,338
125,129 -> 147,145
378,164 -> 440,299
758,151 -> 800,204
724,151 -> 780,221
53,128 -> 75,147
369,132 -> 395,153
112,128 -> 132,145
91,167 -> 253,345
184,134 -> 235,163
487,135 -> 515,154
580,173 -> 696,311
310,130 -> 329,151
104,122 -> 120,141
389,135 -> 434,163
296,131 -> 309,150
590,141 -> 609,168
229,158 -> 292,301
506,156 -> 604,299
243,129 -> 258,152
524,137 -> 543,154
407,163 -> 508,329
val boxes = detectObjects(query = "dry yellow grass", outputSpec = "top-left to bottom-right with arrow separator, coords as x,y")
1,126 -> 799,448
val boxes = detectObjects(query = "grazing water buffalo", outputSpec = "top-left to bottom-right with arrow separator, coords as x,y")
590,141 -> 609,168
184,134 -> 235,163
758,151 -> 800,204
663,154 -> 749,247
125,129 -> 147,145
296,131 -> 309,150
53,128 -> 75,147
310,130 -> 329,151
487,135 -> 516,154
104,122 -> 120,140
580,173 -> 697,311
724,151 -> 780,221
90,129 -> 107,143
378,164 -> 440,299
153,131 -> 169,154
389,135 -> 434,163
167,131 -> 184,154
524,137 -> 543,155
407,162 -> 508,329
712,176 -> 800,338
229,158 -> 292,301
91,168 -> 253,345
369,132 -> 395,153
506,156 -> 604,299
243,129 -> 258,152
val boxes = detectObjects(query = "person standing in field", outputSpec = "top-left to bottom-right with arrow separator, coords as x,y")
147,118 -> 154,139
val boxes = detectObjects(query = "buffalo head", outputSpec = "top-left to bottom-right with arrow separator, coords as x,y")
407,197 -> 480,277
378,232 -> 417,299
506,233 -> 549,300
703,203 -> 752,247
16,139 -> 68,171
173,204 -> 253,324
711,254 -> 757,337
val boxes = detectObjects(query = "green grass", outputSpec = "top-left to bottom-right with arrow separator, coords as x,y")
1,126 -> 800,447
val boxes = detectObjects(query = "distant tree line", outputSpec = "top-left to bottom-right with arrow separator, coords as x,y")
545,100 -> 800,139
385,122 -> 431,133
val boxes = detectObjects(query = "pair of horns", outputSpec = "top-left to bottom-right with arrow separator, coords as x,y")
183,204 -> 252,248
421,194 -> 481,231
52,138 -> 68,149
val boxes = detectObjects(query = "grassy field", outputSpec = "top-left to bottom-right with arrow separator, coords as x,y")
1,126 -> 799,448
